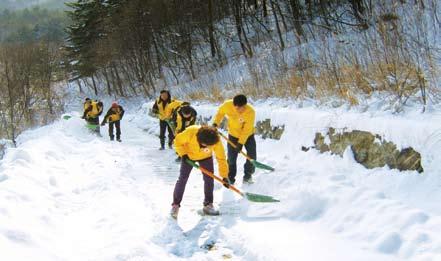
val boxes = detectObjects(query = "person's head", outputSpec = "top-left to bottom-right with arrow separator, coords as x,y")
197,126 -> 219,147
180,105 -> 192,119
160,90 -> 170,101
233,94 -> 247,113
85,98 -> 91,103
111,102 -> 118,110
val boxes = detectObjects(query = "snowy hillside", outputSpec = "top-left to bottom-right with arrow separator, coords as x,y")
0,99 -> 440,260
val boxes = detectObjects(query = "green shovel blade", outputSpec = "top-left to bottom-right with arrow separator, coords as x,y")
63,115 -> 72,120
245,192 -> 280,203
86,124 -> 99,130
251,160 -> 275,171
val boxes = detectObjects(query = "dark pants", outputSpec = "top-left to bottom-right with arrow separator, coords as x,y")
172,157 -> 214,207
159,120 -> 174,147
227,134 -> 256,183
86,117 -> 100,134
109,121 -> 121,140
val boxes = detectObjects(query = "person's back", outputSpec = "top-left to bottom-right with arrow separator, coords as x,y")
173,104 -> 197,134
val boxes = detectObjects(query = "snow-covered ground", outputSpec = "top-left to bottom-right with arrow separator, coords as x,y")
0,100 -> 441,260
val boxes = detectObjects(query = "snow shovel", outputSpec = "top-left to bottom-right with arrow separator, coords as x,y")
186,159 -> 279,203
62,114 -> 72,120
218,132 -> 275,171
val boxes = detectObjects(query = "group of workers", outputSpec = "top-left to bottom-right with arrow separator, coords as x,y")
82,90 -> 257,218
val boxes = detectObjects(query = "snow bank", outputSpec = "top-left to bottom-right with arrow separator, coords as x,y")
0,100 -> 440,260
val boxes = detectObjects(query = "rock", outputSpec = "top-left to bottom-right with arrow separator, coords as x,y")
255,119 -> 284,140
396,148 -> 423,173
310,128 -> 423,173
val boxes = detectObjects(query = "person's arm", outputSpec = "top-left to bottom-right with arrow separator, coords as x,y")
190,109 -> 197,125
165,100 -> 183,119
97,102 -> 104,116
82,105 -> 91,119
213,102 -> 227,127
152,100 -> 159,114
101,109 -> 112,125
175,114 -> 183,133
119,106 -> 125,119
213,140 -> 229,178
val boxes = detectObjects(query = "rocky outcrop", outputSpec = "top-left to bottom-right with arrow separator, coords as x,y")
255,119 -> 284,140
310,128 -> 423,173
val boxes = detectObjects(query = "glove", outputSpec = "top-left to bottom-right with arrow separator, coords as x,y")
101,122 -> 106,126
81,115 -> 85,119
235,143 -> 243,153
212,123 -> 218,128
222,178 -> 231,189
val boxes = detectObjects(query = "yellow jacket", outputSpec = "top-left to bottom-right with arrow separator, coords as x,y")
153,99 -> 182,120
174,125 -> 228,178
84,100 -> 103,118
213,100 -> 255,144
165,100 -> 184,119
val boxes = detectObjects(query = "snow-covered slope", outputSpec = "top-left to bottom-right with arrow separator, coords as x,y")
0,101 -> 440,260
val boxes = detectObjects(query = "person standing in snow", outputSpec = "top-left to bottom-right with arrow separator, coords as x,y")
170,125 -> 229,218
82,98 -> 104,134
212,94 -> 256,184
101,102 -> 125,142
151,90 -> 183,150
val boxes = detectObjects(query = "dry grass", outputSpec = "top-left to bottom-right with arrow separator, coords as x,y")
183,53 -> 435,109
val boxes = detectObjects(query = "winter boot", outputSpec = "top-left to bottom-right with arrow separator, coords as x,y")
110,136 -> 114,141
170,204 -> 179,219
202,203 -> 219,216
243,175 -> 254,184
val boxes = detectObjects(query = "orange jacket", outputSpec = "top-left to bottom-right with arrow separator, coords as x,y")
213,99 -> 255,144
174,125 -> 228,178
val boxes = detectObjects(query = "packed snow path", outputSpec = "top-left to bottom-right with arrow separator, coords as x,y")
0,108 -> 440,260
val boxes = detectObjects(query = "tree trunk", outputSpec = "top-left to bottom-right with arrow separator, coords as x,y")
91,74 -> 98,96
208,0 -> 217,57
270,0 -> 285,50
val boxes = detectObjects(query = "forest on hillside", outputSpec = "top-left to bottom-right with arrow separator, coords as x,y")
65,0 -> 439,108
0,6 -> 68,143
0,0 -> 440,143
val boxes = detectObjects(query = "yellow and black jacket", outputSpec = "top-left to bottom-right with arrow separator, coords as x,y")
174,125 -> 228,178
83,100 -> 103,119
152,92 -> 183,120
101,105 -> 125,124
213,99 -> 255,145
173,105 -> 197,134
